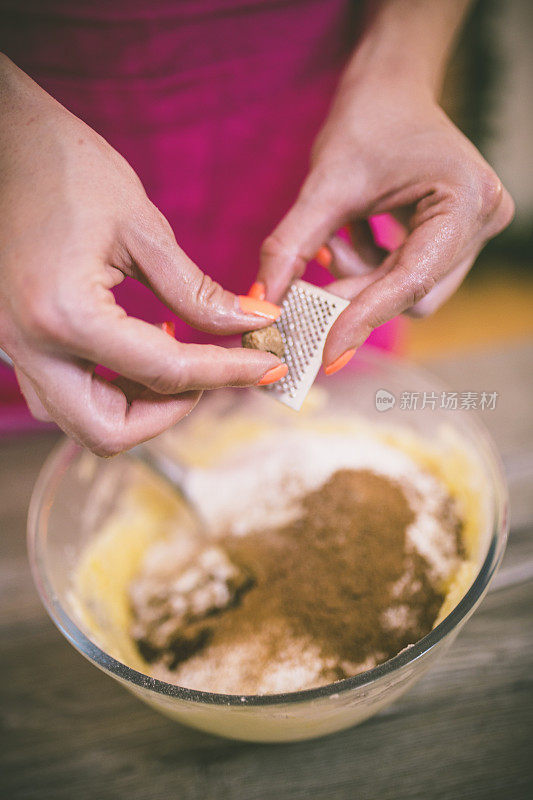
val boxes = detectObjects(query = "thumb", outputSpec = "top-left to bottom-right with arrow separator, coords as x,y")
257,174 -> 348,302
15,366 -> 52,422
323,211 -> 465,369
128,203 -> 281,334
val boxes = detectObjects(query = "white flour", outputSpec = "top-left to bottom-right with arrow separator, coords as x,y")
185,429 -> 459,579
132,426 -> 463,694
154,625 -> 377,695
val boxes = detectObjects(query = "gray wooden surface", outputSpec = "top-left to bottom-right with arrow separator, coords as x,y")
1,343 -> 532,800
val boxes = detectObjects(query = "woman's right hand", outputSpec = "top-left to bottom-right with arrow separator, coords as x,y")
0,55 -> 284,455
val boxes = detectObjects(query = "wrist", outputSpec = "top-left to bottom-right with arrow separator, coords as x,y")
341,0 -> 471,103
341,33 -> 438,106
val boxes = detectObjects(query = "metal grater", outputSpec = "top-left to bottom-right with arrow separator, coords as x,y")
262,280 -> 349,411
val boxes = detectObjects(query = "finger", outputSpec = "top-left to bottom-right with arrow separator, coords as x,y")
323,212 -> 466,367
27,354 -> 202,456
63,309 -> 283,394
15,367 -> 52,422
407,253 -> 476,318
325,246 -> 475,356
349,220 -> 388,265
325,251 -> 397,299
325,250 -> 474,321
127,203 -> 281,334
317,216 -> 394,280
404,182 -> 514,319
325,228 -> 384,279
257,174 -> 352,302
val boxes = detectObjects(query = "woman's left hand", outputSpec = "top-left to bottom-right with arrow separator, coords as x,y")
256,75 -> 514,373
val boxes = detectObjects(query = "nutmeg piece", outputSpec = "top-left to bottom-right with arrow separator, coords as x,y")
242,325 -> 285,359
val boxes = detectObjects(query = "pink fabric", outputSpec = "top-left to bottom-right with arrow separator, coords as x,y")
0,0 -> 401,433
369,213 -> 407,251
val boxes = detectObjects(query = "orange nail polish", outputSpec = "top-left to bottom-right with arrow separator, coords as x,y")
238,295 -> 281,321
247,281 -> 266,301
324,348 -> 356,376
257,363 -> 288,385
161,320 -> 175,337
315,246 -> 332,269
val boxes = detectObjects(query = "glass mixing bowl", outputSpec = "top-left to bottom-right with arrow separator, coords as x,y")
28,349 -> 508,743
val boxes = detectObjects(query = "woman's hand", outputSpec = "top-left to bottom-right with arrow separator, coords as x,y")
257,21 -> 514,374
0,55 -> 283,455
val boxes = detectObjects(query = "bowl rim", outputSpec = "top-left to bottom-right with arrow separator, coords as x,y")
27,348 -> 510,707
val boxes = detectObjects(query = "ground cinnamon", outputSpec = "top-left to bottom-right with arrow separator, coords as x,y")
132,469 -> 460,683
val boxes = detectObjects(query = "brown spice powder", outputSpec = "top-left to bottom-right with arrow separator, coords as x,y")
136,469 -> 457,680
221,470 -> 446,676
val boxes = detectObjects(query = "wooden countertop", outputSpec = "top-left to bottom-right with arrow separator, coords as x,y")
1,343 -> 532,800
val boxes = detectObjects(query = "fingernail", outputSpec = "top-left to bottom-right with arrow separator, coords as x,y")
238,295 -> 281,321
315,246 -> 332,269
324,348 -> 356,376
247,281 -> 266,301
257,363 -> 288,385
161,320 -> 175,337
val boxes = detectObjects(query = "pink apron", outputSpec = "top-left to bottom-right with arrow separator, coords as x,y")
0,0 -> 402,433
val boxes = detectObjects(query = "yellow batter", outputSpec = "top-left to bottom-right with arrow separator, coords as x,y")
69,388 -> 487,684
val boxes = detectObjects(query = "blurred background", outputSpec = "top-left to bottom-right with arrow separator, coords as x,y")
409,0 -> 533,359
0,0 -> 531,429
0,2 -> 531,799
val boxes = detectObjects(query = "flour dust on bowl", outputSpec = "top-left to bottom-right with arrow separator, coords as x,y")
28,349 -> 508,743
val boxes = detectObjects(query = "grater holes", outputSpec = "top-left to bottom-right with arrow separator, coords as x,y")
264,281 -> 349,406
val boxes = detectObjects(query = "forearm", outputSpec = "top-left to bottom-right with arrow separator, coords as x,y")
0,54 -> 52,167
0,53 -> 30,121
0,53 -> 20,141
344,0 -> 472,99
